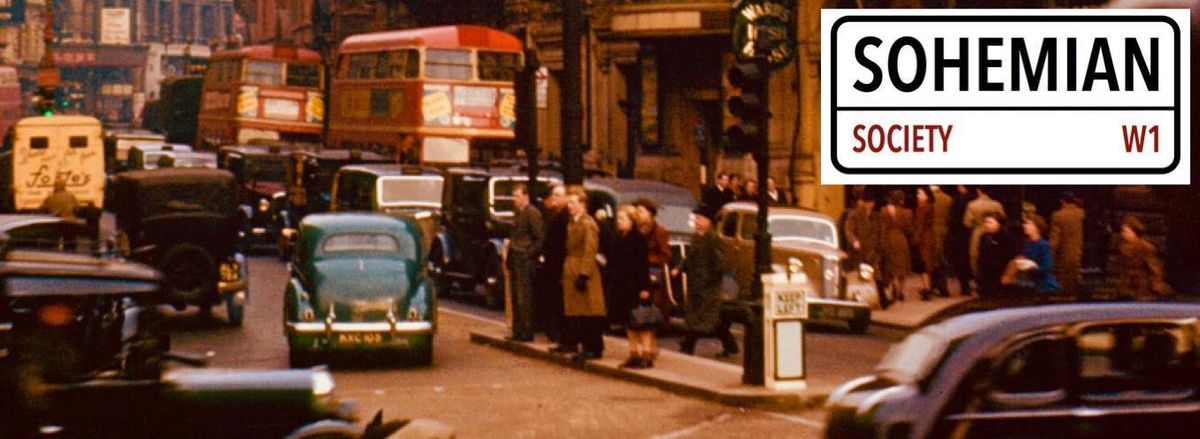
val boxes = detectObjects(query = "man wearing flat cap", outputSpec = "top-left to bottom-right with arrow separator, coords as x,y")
674,207 -> 739,357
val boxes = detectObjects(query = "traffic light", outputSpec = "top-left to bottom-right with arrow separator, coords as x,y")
725,61 -> 767,157
35,86 -> 55,117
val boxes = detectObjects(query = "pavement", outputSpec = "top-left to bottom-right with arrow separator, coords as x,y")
470,291 -> 969,411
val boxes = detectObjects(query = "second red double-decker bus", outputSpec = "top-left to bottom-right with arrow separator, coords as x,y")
196,44 -> 324,148
327,25 -> 521,164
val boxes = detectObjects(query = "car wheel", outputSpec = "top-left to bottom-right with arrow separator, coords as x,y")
412,336 -> 434,367
159,243 -> 217,306
225,293 -> 245,327
482,253 -> 505,309
848,318 -> 869,334
288,345 -> 314,368
283,420 -> 362,439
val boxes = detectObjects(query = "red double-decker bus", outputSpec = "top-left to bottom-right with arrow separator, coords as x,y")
327,25 -> 521,164
196,45 -> 324,148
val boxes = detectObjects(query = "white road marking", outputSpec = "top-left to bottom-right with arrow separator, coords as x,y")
651,413 -> 732,439
765,411 -> 825,429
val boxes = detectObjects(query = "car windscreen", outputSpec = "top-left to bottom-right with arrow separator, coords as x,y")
491,179 -> 551,215
769,216 -> 837,247
321,233 -> 414,259
875,331 -> 951,384
379,177 -> 444,207
245,156 -> 287,182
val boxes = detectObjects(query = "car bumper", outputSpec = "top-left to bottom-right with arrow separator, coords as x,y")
286,321 -> 434,350
806,299 -> 871,322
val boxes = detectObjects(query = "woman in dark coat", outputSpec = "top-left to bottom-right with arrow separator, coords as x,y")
912,187 -> 937,300
976,212 -> 1019,297
605,205 -> 650,328
880,190 -> 913,302
1114,216 -> 1167,299
675,208 -> 738,357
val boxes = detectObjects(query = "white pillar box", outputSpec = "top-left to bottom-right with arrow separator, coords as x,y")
762,271 -> 808,391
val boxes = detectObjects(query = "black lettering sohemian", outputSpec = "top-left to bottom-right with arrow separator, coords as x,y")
978,37 -> 1003,91
935,37 -> 968,91
1012,37 -> 1057,91
1125,37 -> 1158,91
853,36 -> 883,92
1084,38 -> 1118,91
888,37 -> 925,93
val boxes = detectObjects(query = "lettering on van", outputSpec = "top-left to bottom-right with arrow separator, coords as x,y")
26,165 -> 92,188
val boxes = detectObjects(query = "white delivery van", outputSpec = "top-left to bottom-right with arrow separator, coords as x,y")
1,116 -> 106,211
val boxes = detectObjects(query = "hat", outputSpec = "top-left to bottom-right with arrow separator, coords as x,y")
1061,191 -> 1079,204
692,205 -> 716,222
632,197 -> 660,216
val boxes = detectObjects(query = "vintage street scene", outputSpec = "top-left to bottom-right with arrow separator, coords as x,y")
0,0 -> 1196,438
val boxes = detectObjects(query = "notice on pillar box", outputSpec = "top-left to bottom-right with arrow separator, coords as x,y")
821,9 -> 1190,184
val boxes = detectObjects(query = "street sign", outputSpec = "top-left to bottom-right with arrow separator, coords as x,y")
730,0 -> 795,70
822,9 -> 1190,184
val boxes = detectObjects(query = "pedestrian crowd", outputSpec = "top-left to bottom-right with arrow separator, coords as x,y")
841,185 -> 1169,309
507,173 -> 791,368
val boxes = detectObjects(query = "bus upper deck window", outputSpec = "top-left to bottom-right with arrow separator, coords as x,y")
69,136 -> 88,148
379,50 -> 418,79
30,137 -> 48,149
425,49 -> 472,80
245,60 -> 283,85
478,51 -> 520,81
286,64 -> 321,87
349,53 -> 378,80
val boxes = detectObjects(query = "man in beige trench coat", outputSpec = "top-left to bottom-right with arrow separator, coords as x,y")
559,188 -> 606,361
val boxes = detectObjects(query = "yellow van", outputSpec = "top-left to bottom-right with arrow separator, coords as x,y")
1,116 -> 105,211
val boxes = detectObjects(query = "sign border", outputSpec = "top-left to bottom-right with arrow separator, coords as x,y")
829,15 -> 1182,175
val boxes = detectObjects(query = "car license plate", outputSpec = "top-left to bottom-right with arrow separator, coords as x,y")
337,332 -> 385,345
219,262 -> 241,283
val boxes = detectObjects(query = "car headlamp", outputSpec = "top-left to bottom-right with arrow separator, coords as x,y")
258,198 -> 270,213
312,370 -> 335,397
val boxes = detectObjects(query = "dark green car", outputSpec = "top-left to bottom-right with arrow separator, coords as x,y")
284,213 -> 435,367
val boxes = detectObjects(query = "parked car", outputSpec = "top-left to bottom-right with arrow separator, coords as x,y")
217,143 -> 302,248
284,213 -> 435,367
327,164 -> 444,257
825,302 -> 1200,439
432,166 -> 559,308
583,178 -> 697,311
715,202 -> 872,333
0,249 -> 410,438
128,148 -> 217,170
275,149 -> 393,258
112,168 -> 248,326
282,148 -> 392,218
103,128 -> 166,173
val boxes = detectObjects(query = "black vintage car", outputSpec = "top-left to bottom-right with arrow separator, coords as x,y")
825,302 -> 1200,439
432,166 -> 559,308
275,149 -> 393,259
112,168 -> 248,326
217,143 -> 303,248
0,249 -> 414,438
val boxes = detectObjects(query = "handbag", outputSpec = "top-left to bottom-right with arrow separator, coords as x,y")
574,274 -> 590,292
718,272 -> 739,302
628,303 -> 665,330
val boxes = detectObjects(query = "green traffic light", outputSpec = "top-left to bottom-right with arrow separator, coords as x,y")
43,110 -> 53,117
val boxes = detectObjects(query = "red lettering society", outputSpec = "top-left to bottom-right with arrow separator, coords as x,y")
852,124 -> 954,153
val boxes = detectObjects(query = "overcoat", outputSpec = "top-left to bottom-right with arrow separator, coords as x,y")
683,230 -> 727,333
562,214 -> 606,317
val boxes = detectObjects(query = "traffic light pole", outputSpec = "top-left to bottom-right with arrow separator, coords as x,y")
742,55 -> 770,386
